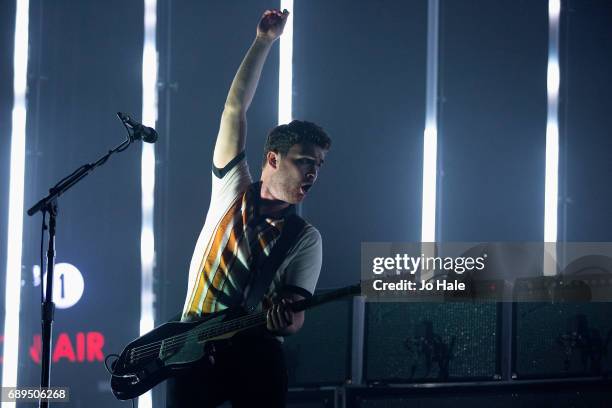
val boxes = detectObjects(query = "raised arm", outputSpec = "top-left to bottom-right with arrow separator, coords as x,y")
213,9 -> 289,169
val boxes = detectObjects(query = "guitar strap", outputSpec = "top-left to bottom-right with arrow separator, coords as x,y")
244,213 -> 307,310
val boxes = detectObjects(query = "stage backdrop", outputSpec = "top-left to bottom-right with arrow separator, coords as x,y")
16,1 -> 143,406
0,1 -> 611,407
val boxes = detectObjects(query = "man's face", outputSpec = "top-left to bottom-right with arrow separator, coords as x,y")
267,142 -> 326,204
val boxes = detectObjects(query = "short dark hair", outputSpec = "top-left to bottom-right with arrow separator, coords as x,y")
262,120 -> 331,167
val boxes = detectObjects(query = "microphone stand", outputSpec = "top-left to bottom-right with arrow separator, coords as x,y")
27,113 -> 140,408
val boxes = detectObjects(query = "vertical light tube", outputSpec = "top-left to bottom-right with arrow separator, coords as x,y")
139,0 -> 157,406
278,0 -> 293,125
421,0 -> 439,280
421,0 -> 439,243
544,0 -> 560,275
2,0 -> 30,397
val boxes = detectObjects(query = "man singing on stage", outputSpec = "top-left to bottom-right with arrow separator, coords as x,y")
167,8 -> 331,407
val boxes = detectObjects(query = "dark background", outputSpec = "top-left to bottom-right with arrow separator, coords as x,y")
0,0 -> 611,407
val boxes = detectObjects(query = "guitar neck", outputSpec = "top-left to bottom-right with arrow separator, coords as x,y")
290,283 -> 361,312
201,312 -> 267,340
195,283 -> 361,341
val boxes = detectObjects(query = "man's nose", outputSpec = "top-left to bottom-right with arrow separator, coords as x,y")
305,170 -> 316,182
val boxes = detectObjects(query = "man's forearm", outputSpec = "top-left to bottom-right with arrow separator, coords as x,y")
213,10 -> 287,168
224,36 -> 274,113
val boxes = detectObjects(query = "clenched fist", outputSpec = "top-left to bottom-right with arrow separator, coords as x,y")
257,9 -> 289,42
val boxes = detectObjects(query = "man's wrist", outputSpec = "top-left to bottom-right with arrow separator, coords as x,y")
254,34 -> 276,46
268,326 -> 296,336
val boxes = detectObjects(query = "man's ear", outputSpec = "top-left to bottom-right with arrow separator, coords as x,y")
266,151 -> 280,169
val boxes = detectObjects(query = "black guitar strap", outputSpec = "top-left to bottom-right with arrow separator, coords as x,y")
244,213 -> 306,310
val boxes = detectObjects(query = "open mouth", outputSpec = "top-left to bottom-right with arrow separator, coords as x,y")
301,184 -> 313,194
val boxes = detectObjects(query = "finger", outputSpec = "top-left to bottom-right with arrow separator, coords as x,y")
271,305 -> 283,329
277,304 -> 291,328
279,300 -> 292,326
262,295 -> 273,309
266,309 -> 276,330
284,308 -> 293,326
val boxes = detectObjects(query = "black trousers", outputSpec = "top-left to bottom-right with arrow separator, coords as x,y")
166,334 -> 288,408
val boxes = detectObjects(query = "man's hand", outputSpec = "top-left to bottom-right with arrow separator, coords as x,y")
265,296 -> 304,335
256,9 -> 289,42
266,297 -> 293,332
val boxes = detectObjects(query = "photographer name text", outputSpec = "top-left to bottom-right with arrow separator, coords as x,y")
372,279 -> 465,292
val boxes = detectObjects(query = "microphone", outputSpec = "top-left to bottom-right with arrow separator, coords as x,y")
117,112 -> 158,143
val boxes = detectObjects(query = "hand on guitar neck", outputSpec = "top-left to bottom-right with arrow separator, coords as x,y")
264,294 -> 305,336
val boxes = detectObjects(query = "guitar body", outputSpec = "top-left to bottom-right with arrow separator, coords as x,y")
111,309 -> 238,400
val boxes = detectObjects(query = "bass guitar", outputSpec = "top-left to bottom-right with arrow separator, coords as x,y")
110,284 -> 360,400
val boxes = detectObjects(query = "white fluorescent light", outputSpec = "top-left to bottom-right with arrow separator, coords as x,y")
549,0 -> 561,21
139,0 -> 158,406
421,124 -> 438,243
544,0 -> 561,275
544,121 -> 559,243
2,0 -> 30,399
421,0 -> 439,245
547,60 -> 560,100
278,0 -> 294,124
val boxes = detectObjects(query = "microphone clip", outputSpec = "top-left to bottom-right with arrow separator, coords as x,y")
117,112 -> 158,144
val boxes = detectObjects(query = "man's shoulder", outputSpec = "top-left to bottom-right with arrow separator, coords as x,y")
293,221 -> 322,249
210,154 -> 252,202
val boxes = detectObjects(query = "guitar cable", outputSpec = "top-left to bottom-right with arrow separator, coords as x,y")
104,354 -> 136,408
104,353 -> 120,375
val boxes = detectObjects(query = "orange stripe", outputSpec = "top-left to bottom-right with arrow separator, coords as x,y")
188,188 -> 291,315
187,197 -> 242,314
202,226 -> 241,312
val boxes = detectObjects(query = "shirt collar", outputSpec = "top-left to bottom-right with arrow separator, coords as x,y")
250,181 -> 296,220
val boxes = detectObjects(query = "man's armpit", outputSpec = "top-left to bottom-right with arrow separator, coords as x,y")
212,150 -> 246,178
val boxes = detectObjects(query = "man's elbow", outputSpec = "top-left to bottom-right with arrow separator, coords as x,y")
223,100 -> 246,117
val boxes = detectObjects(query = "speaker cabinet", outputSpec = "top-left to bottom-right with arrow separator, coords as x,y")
346,380 -> 612,408
364,303 -> 501,383
514,302 -> 612,378
283,292 -> 352,386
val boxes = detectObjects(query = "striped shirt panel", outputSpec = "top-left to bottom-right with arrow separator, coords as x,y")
182,157 -> 322,321
184,183 -> 285,317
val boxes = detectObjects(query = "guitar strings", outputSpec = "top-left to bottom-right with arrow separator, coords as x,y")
131,316 -> 264,361
130,290 -> 337,357
130,314 -> 266,362
123,285 -> 359,361
130,296 -> 315,359
127,288 -> 355,363
130,312 -> 265,358
130,311 -> 266,356
129,312 -> 267,362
